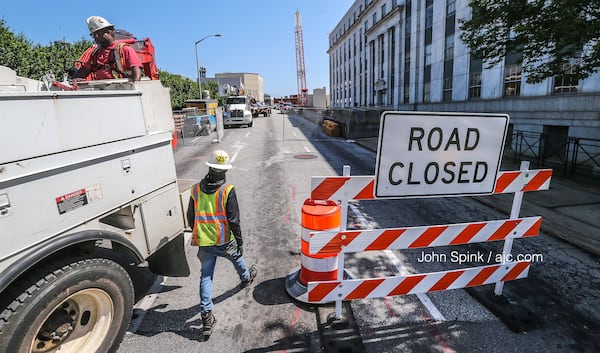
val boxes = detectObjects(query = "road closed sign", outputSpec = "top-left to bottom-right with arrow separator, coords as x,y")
375,111 -> 509,198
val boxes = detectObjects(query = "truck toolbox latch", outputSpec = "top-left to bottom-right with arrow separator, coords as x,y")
121,159 -> 131,175
0,194 -> 10,216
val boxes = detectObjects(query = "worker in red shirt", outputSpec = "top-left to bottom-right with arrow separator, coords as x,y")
71,16 -> 142,81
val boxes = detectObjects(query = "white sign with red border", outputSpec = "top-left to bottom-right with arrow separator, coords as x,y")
375,111 -> 509,198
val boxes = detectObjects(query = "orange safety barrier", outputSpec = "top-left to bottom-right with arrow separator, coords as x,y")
285,199 -> 341,303
321,119 -> 341,137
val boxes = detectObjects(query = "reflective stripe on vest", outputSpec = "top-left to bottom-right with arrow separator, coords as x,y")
191,183 -> 234,246
112,42 -> 132,77
90,42 -> 132,79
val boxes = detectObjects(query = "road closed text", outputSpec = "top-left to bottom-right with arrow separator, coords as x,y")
388,127 -> 488,186
375,112 -> 509,198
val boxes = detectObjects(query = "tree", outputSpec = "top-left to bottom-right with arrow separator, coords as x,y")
459,0 -> 600,84
159,71 -> 199,109
1,19 -> 93,80
0,19 -> 35,76
201,80 -> 219,101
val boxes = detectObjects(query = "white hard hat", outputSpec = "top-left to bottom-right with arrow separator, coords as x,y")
206,150 -> 232,170
86,16 -> 114,34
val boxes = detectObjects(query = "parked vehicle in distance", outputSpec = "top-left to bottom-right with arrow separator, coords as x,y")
251,101 -> 271,117
280,102 -> 293,113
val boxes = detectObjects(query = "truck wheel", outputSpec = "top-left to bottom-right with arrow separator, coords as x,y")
248,120 -> 253,127
0,258 -> 134,353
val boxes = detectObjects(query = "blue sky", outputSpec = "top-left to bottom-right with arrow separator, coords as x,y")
1,1 -> 354,97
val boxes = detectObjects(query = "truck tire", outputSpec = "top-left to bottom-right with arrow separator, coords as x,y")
0,257 -> 134,353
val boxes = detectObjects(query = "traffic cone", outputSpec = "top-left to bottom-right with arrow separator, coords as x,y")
171,131 -> 179,149
285,199 -> 341,303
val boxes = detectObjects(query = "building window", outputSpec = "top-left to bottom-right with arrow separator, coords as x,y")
443,77 -> 453,101
504,63 -> 522,96
425,1 -> 433,29
364,20 -> 369,31
390,27 -> 396,106
382,4 -> 387,17
373,12 -> 377,24
447,0 -> 455,15
554,63 -> 578,93
504,52 -> 522,97
371,41 -> 376,104
445,36 -> 454,60
425,44 -> 432,65
423,82 -> 431,102
379,34 -> 385,78
469,71 -> 482,99
404,0 -> 412,104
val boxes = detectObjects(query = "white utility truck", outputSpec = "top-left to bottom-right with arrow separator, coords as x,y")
0,66 -> 189,353
220,84 -> 253,128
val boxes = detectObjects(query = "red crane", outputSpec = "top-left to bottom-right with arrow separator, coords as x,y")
295,10 -> 308,107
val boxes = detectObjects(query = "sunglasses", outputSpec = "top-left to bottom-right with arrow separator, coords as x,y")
91,28 -> 112,37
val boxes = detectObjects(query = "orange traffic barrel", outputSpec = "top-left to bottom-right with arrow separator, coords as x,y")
285,199 -> 341,303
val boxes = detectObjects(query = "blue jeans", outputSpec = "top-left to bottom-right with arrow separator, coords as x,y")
197,239 -> 250,313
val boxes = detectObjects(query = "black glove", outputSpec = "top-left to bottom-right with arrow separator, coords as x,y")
235,236 -> 244,257
67,67 -> 78,79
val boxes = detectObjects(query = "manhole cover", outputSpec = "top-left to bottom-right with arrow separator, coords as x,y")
294,153 -> 318,160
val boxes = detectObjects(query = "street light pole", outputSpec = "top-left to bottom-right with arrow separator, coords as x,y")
195,33 -> 222,95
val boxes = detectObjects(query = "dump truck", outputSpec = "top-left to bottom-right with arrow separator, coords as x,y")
0,65 -> 189,353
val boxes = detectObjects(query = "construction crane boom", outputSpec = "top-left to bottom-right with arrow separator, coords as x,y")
295,10 -> 308,107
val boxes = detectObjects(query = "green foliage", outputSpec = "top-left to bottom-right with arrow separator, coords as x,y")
460,0 -> 600,83
158,71 -> 200,109
202,80 -> 219,101
0,19 -> 93,80
0,19 -> 35,76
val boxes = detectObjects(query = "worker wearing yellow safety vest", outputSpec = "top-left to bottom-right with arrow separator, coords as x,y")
186,150 -> 257,340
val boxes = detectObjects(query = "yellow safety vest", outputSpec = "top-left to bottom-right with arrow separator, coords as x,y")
191,183 -> 235,246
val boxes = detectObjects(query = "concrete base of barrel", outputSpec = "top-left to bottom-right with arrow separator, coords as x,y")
284,266 -> 352,304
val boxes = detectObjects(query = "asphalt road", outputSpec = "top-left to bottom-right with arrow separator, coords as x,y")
116,110 -> 600,353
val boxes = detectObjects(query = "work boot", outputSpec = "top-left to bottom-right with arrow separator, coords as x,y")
240,265 -> 257,288
201,311 -> 216,339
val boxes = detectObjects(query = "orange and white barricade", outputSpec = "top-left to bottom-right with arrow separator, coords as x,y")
298,162 -> 552,317
285,199 -> 343,302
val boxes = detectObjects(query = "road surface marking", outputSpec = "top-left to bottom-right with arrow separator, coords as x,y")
348,203 -> 446,322
128,275 -> 167,334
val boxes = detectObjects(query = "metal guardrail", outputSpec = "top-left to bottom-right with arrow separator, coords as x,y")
507,130 -> 600,177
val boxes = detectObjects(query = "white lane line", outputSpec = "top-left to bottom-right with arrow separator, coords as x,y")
245,131 -> 251,138
231,151 -> 239,163
303,146 -> 311,153
128,275 -> 167,334
348,204 -> 446,322
128,232 -> 193,334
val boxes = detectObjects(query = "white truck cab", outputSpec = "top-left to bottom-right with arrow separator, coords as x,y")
223,95 -> 253,128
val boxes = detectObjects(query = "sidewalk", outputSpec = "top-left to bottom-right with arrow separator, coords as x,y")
354,137 -> 600,257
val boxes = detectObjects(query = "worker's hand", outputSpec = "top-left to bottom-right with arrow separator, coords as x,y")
234,236 -> 243,257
